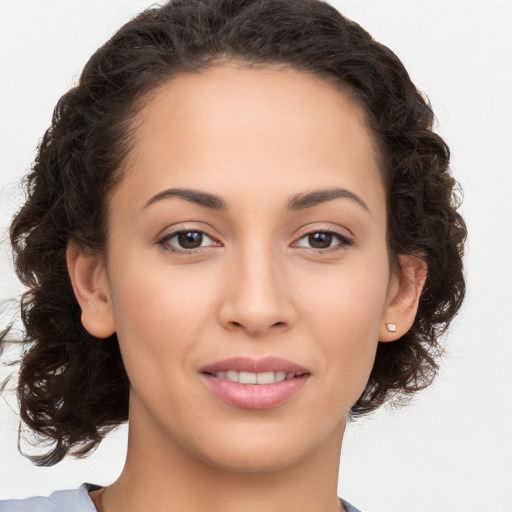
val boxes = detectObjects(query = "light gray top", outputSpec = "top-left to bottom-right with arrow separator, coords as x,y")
0,483 -> 100,512
0,483 -> 362,512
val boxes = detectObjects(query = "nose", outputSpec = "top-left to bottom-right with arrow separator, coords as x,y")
218,245 -> 297,337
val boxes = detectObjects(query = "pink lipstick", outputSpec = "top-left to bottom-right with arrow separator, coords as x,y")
200,357 -> 310,410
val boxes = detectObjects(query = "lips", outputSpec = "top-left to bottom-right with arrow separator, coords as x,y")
200,357 -> 310,410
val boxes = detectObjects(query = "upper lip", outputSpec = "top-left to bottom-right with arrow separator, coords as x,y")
200,356 -> 310,375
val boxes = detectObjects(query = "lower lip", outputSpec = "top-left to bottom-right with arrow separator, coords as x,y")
201,374 -> 309,410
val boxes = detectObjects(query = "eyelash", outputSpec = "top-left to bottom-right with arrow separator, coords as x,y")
292,229 -> 353,253
157,229 -> 220,255
157,228 -> 353,255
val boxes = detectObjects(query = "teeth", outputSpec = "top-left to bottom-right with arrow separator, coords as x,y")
239,371 -> 257,384
226,370 -> 238,381
214,370 -> 295,384
256,371 -> 275,384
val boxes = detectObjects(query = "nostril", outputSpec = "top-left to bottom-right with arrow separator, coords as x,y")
227,320 -> 285,331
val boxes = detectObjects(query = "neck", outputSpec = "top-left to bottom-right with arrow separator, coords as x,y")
97,396 -> 346,512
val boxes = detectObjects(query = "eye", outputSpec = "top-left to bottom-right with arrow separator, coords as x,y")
158,230 -> 219,253
295,230 -> 352,251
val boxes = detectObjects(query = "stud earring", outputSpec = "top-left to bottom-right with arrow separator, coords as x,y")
386,323 -> 397,332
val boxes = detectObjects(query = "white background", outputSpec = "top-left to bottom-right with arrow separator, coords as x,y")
1,1 -> 511,511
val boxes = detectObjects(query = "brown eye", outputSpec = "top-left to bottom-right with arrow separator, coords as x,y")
158,230 -> 218,253
307,232 -> 333,249
177,231 -> 203,248
295,230 -> 352,252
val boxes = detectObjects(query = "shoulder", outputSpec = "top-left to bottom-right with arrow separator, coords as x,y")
340,497 -> 364,512
0,483 -> 100,512
1,487 -> 360,512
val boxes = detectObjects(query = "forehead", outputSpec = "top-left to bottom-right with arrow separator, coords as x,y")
117,64 -> 384,212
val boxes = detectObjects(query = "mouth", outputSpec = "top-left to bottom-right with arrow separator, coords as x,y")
199,357 -> 311,410
205,370 -> 306,384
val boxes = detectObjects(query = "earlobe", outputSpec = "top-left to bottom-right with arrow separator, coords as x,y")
66,244 -> 116,338
379,254 -> 427,342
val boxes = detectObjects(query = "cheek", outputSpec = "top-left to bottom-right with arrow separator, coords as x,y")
299,258 -> 389,339
107,259 -> 218,385
296,258 -> 390,392
110,253 -> 215,331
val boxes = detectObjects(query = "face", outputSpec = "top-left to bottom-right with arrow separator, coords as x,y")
81,64 -> 400,473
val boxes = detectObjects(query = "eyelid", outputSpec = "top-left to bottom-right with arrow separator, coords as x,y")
291,225 -> 354,252
154,223 -> 353,255
293,223 -> 353,240
156,225 -> 222,254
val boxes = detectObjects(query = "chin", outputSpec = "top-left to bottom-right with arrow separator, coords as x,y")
199,444 -> 308,474
189,417 -> 344,474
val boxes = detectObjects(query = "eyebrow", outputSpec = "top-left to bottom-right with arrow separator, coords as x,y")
141,186 -> 369,213
286,187 -> 369,212
141,188 -> 228,211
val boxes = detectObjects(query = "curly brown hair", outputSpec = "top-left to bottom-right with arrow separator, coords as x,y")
5,0 -> 466,466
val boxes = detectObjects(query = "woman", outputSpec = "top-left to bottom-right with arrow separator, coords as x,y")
0,0 -> 466,511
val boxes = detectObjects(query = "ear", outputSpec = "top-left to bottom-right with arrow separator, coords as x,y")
66,243 -> 116,338
379,254 -> 427,342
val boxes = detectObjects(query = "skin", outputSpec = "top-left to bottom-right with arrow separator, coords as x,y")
68,64 -> 426,512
